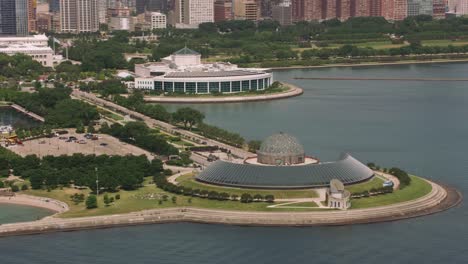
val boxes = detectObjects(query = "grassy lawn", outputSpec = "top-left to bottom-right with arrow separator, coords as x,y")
98,108 -> 124,121
17,175 -> 432,217
422,40 -> 468,47
177,173 -> 318,199
350,175 -> 432,209
21,177 -> 290,218
346,176 -> 385,194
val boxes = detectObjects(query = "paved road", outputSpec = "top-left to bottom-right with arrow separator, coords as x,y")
72,90 -> 252,159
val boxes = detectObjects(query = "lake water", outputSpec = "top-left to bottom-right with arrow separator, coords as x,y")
0,204 -> 52,224
1,62 -> 467,263
0,107 -> 40,129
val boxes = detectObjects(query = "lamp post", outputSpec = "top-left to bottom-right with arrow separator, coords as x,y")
95,167 -> 99,196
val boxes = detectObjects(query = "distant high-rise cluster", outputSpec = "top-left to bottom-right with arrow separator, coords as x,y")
1,0 -> 466,34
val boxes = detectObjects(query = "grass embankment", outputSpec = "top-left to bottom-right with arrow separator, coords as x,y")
345,176 -> 385,194
177,173 -> 318,199
19,175 -> 431,217
350,175 -> 432,209
22,178 -> 288,218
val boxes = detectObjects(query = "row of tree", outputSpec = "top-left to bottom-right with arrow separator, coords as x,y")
153,175 -> 275,203
112,92 -> 246,148
100,121 -> 178,156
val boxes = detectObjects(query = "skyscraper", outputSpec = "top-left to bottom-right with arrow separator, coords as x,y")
0,0 -> 17,35
60,0 -> 99,33
174,0 -> 214,27
0,0 -> 30,36
28,0 -> 37,32
214,0 -> 233,22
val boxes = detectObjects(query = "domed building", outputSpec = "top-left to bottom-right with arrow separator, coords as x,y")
195,133 -> 374,189
257,133 -> 305,165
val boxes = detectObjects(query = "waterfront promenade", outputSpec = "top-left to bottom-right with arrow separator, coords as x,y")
0,179 -> 461,237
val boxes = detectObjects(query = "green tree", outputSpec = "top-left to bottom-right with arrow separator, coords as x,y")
248,140 -> 262,152
103,193 -> 111,206
86,195 -> 98,209
240,193 -> 253,203
172,107 -> 205,130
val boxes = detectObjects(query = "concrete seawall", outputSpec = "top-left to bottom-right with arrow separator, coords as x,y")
142,83 -> 303,104
0,180 -> 461,237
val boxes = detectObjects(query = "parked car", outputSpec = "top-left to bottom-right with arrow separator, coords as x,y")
99,143 -> 108,146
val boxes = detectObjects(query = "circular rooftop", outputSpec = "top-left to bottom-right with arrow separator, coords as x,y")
257,133 -> 305,165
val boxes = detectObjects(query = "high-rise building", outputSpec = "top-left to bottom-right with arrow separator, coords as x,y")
28,0 -> 37,32
173,0 -> 214,27
291,0 -> 305,21
337,0 -> 351,20
136,0 -> 167,14
432,0 -> 446,18
303,0 -> 322,20
149,11 -> 166,28
233,0 -> 260,21
382,0 -> 407,20
49,0 -> 60,12
407,0 -> 433,16
324,0 -> 337,19
448,0 -> 468,15
214,0 -> 233,22
272,1 -> 292,25
60,0 -> 99,33
352,0 -> 370,17
0,0 -> 17,36
369,0 -> 382,16
16,0 -> 30,35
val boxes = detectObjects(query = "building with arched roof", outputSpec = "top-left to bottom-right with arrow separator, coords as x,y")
195,133 -> 374,189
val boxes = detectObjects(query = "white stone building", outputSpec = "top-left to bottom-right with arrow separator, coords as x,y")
0,34 -> 54,67
327,179 -> 351,210
134,47 -> 272,94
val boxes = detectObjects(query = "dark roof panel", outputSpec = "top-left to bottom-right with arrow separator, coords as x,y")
195,153 -> 374,189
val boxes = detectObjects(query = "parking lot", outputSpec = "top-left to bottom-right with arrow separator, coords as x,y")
9,131 -> 154,159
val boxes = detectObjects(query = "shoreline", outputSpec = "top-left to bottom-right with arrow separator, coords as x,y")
0,179 -> 462,237
269,58 -> 468,71
0,194 -> 69,217
142,82 -> 303,104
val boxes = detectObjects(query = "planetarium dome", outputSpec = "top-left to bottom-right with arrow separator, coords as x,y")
257,132 -> 306,165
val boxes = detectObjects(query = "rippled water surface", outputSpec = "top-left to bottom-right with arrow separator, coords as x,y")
1,63 -> 468,263
0,204 -> 52,224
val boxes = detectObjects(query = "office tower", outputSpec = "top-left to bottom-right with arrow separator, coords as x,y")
233,0 -> 260,21
214,0 -> 233,22
272,1 -> 292,25
60,0 -> 99,33
174,0 -> 214,27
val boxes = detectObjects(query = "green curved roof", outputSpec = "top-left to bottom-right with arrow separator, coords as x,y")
173,47 -> 200,55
